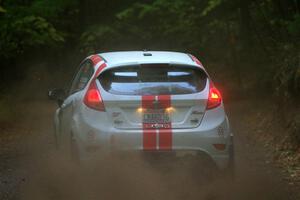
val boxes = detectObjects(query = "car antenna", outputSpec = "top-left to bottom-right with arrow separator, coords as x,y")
143,49 -> 152,56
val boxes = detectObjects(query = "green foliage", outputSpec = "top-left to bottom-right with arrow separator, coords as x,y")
0,0 -> 300,101
0,15 -> 64,58
201,0 -> 223,16
0,0 -> 79,60
30,0 -> 78,18
288,14 -> 300,37
83,0 -> 221,52
0,5 -> 6,13
80,25 -> 121,53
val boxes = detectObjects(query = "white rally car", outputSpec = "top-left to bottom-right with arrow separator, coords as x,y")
49,51 -> 234,172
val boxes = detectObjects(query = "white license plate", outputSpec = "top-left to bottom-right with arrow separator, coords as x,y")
143,111 -> 170,124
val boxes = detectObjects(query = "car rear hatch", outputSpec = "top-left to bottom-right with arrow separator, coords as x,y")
97,64 -> 209,130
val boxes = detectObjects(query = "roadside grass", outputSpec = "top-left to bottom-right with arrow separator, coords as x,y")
241,99 -> 300,184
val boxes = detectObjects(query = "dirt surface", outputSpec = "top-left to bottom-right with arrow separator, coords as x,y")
0,99 -> 299,200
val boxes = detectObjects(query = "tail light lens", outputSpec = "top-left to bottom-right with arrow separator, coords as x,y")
213,144 -> 226,151
84,80 -> 105,111
207,81 -> 222,109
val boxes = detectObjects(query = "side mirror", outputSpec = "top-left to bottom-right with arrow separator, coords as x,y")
48,89 -> 66,107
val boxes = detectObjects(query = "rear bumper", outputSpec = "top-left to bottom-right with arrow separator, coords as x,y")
78,147 -> 232,170
72,114 -> 233,170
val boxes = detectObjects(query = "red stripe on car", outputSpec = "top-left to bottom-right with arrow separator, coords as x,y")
90,54 -> 106,78
158,95 -> 172,150
90,54 -> 103,65
189,54 -> 203,66
94,63 -> 107,77
142,95 -> 157,150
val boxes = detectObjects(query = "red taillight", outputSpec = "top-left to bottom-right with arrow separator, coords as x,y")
84,80 -> 105,111
213,144 -> 226,151
207,82 -> 222,109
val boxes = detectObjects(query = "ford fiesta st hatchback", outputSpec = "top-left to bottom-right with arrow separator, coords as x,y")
48,51 -> 234,172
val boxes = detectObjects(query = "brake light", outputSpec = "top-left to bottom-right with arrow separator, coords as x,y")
213,144 -> 226,151
84,80 -> 105,111
207,82 -> 222,109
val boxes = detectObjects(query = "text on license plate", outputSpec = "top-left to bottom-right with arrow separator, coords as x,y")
143,112 -> 170,123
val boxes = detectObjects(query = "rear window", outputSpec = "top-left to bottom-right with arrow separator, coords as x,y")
98,64 -> 207,95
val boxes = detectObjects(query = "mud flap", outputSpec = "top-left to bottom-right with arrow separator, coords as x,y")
227,134 -> 235,179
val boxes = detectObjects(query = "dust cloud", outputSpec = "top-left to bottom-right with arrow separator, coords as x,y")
20,150 -> 225,200
2,64 -> 297,200
18,137 -> 291,200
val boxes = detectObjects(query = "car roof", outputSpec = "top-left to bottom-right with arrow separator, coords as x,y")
98,51 -> 200,67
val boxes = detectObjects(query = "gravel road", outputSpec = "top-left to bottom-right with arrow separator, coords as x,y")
0,100 -> 299,200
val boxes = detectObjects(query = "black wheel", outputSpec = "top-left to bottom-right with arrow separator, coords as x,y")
221,143 -> 235,180
227,143 -> 235,179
